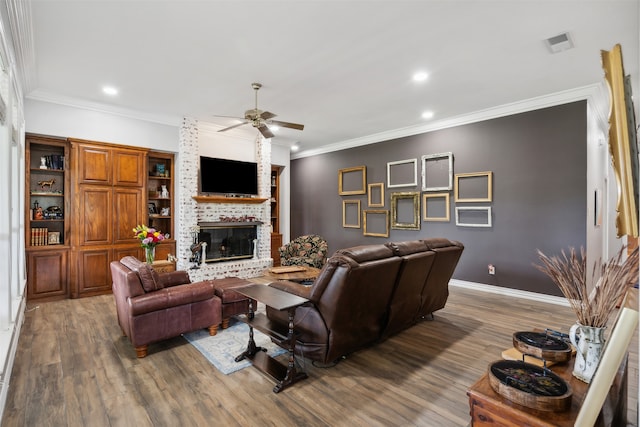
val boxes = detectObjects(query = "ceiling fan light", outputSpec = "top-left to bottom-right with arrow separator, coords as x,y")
269,125 -> 280,132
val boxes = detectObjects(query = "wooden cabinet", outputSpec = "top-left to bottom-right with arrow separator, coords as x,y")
27,247 -> 69,300
271,232 -> 283,267
25,135 -> 70,301
26,136 -> 177,300
147,151 -> 176,260
75,143 -> 145,186
467,354 -> 628,426
270,166 -> 282,266
70,140 -> 147,298
270,166 -> 280,233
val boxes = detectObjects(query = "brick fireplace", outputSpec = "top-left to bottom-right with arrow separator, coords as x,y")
198,221 -> 259,263
177,117 -> 273,282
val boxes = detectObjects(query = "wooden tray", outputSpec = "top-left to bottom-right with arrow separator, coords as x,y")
269,266 -> 307,274
513,331 -> 572,363
488,360 -> 572,412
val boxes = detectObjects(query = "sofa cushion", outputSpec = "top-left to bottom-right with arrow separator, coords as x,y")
336,244 -> 394,263
120,256 -> 162,292
386,240 -> 429,256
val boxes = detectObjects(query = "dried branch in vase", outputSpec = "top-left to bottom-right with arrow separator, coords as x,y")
535,246 -> 639,328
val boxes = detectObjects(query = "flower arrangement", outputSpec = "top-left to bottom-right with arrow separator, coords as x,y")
535,245 -> 638,327
133,224 -> 166,264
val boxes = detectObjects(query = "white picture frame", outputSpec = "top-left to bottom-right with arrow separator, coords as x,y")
422,152 -> 453,191
387,158 -> 417,188
455,206 -> 492,227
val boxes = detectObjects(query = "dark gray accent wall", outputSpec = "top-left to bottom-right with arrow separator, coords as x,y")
290,101 -> 587,296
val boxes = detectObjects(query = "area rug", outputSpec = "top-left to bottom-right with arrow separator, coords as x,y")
183,317 -> 286,375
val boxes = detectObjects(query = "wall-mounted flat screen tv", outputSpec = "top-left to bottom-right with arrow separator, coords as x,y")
199,156 -> 258,196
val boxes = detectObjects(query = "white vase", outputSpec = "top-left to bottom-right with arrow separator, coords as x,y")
569,322 -> 606,383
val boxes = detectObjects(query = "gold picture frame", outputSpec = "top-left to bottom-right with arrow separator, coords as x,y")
601,44 -> 639,238
338,166 -> 367,195
391,192 -> 420,230
367,182 -> 385,207
423,193 -> 450,222
363,210 -> 389,237
454,171 -> 493,202
342,200 -> 361,228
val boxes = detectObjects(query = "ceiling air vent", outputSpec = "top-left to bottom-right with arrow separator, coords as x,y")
545,32 -> 574,53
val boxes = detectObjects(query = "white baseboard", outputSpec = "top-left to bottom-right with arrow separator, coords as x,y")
450,279 -> 569,307
0,290 -> 27,422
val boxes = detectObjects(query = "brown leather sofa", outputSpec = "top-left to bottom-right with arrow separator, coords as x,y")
110,256 -> 222,357
266,238 -> 464,365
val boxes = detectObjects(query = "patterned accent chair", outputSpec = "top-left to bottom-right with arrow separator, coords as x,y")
279,234 -> 328,269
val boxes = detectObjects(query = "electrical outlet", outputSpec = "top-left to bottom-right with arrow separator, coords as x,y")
488,264 -> 496,275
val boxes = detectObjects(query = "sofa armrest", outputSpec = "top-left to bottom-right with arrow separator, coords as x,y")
268,280 -> 312,300
129,280 -> 216,316
158,270 -> 191,288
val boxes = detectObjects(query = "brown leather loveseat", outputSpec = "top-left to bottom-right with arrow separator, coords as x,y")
110,256 -> 222,357
266,238 -> 463,365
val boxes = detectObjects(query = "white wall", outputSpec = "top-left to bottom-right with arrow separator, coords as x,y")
24,99 -> 179,151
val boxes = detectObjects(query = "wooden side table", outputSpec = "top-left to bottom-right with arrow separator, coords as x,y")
467,353 -> 627,426
151,260 -> 175,273
234,284 -> 309,393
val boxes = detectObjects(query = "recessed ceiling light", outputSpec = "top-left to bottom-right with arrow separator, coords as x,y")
102,86 -> 118,96
269,125 -> 280,132
413,72 -> 428,82
421,111 -> 434,119
290,144 -> 299,152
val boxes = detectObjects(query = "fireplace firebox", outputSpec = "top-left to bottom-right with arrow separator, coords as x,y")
198,222 -> 259,263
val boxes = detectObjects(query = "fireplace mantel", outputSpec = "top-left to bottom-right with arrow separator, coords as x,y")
192,195 -> 268,204
199,221 -> 263,227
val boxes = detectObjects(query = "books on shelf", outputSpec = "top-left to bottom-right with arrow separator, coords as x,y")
39,154 -> 65,170
30,227 -> 50,246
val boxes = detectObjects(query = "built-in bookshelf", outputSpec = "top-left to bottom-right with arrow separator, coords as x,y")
25,134 -> 70,300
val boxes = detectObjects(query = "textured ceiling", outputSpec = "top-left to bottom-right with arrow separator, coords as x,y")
25,1 -> 639,155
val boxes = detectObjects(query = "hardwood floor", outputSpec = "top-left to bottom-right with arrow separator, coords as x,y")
2,282 -> 637,426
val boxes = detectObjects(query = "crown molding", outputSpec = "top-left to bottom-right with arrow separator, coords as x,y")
4,0 -> 36,96
26,89 -> 181,127
291,84 -> 603,159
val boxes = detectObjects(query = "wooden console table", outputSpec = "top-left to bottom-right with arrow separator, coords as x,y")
234,284 -> 309,393
467,353 -> 627,426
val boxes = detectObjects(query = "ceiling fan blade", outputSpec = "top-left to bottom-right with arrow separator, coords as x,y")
257,125 -> 274,138
269,119 -> 305,131
212,114 -> 245,120
260,111 -> 277,120
218,121 -> 249,132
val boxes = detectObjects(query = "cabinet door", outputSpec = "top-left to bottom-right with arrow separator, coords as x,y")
271,233 -> 283,266
113,149 -> 145,187
114,246 -> 141,262
76,185 -> 112,246
76,144 -> 112,184
113,187 -> 144,244
27,250 -> 68,300
75,249 -> 112,297
154,241 -> 176,262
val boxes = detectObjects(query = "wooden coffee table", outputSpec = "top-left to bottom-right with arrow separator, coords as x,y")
264,265 -> 320,282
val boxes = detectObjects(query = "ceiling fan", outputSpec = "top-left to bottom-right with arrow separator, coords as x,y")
216,82 -> 304,139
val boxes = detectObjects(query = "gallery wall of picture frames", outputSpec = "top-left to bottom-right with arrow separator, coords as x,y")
337,155 -> 495,236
